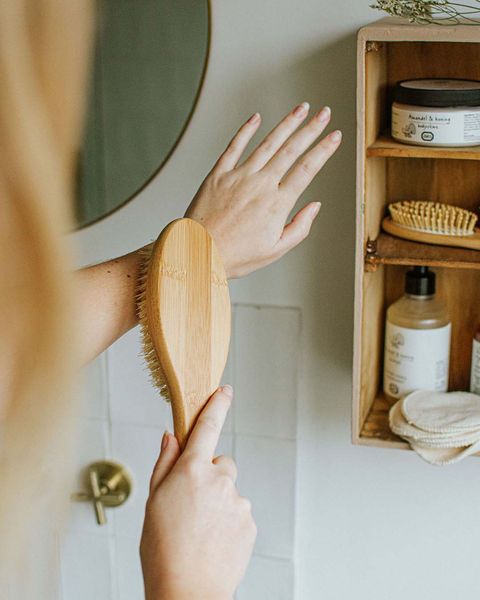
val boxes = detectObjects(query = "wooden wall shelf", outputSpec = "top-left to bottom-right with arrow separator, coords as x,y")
353,19 -> 480,452
367,134 -> 480,161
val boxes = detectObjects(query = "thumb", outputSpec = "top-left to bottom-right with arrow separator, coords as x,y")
149,431 -> 181,493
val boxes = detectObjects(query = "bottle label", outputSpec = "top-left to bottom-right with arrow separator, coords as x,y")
383,322 -> 451,399
470,339 -> 480,395
392,105 -> 480,146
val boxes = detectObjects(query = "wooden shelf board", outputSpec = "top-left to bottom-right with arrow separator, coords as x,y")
367,135 -> 480,161
368,232 -> 480,270
359,393 -> 408,447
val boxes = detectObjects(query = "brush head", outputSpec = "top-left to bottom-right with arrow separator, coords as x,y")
137,243 -> 170,400
137,218 -> 231,448
388,201 -> 478,237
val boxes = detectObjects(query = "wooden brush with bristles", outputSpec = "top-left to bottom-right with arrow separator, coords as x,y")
137,218 -> 231,449
382,201 -> 480,250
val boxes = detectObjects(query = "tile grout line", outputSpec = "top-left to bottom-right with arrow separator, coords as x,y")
233,301 -> 302,313
103,351 -> 119,600
251,552 -> 295,564
55,531 -> 64,600
231,304 -> 238,459
292,308 -> 302,600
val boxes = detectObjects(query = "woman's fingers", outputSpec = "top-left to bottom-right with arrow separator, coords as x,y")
264,106 -> 331,179
149,432 -> 181,492
214,114 -> 262,173
242,102 -> 310,172
274,202 -> 321,257
213,455 -> 238,482
279,129 -> 342,196
184,385 -> 233,461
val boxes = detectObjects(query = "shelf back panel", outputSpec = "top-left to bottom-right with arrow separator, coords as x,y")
387,158 -> 480,213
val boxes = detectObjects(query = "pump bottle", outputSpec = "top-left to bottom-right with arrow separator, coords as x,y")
384,266 -> 451,400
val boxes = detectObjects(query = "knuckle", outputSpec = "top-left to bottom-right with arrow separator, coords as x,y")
217,474 -> 233,493
197,414 -> 219,433
239,496 -> 253,514
223,455 -> 237,469
299,161 -> 314,177
217,455 -> 237,474
179,457 -> 200,479
249,518 -> 258,539
281,143 -> 297,158
226,142 -> 239,154
259,140 -> 274,155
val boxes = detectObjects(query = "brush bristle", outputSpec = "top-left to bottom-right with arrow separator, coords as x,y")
137,243 -> 171,402
388,201 -> 478,236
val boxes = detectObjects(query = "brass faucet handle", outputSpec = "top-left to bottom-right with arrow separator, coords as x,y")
89,469 -> 106,525
71,461 -> 132,526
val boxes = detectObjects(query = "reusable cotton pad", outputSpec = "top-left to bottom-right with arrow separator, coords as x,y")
389,401 -> 480,448
389,391 -> 480,465
402,390 -> 480,433
409,439 -> 480,466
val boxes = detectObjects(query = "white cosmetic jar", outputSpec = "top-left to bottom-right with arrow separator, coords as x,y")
391,79 -> 480,147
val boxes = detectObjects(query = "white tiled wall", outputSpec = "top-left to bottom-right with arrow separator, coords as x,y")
50,303 -> 300,599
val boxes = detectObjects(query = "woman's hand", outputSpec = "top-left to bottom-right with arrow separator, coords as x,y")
140,386 -> 256,600
185,103 -> 341,278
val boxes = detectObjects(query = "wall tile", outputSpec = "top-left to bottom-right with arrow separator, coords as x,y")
67,418 -> 113,536
110,423 -> 164,541
81,353 -> 108,419
236,436 -> 296,560
115,536 -> 145,600
59,533 -> 114,600
233,306 -> 300,440
107,327 -> 173,430
237,556 -> 294,600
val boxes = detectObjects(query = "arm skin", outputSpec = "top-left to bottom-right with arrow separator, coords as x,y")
76,248 -> 144,365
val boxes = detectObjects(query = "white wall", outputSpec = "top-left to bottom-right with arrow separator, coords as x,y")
72,2 -> 480,599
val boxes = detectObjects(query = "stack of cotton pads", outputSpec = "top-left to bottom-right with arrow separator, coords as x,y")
389,390 -> 480,465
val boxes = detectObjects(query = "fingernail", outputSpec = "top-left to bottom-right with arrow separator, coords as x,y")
318,106 -> 331,121
161,431 -> 170,450
293,101 -> 309,117
312,202 -> 321,216
249,112 -> 260,124
330,130 -> 342,142
222,384 -> 234,398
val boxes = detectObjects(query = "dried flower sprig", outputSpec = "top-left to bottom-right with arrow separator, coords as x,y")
371,0 -> 480,25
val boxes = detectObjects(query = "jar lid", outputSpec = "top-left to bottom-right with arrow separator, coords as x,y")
394,78 -> 480,108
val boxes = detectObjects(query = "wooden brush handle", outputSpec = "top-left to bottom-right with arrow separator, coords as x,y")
382,217 -> 480,251
147,219 -> 231,449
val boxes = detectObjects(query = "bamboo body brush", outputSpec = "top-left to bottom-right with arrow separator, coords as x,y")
383,200 -> 480,250
138,218 -> 231,449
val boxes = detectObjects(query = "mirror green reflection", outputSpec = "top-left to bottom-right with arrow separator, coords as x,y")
75,0 -> 209,229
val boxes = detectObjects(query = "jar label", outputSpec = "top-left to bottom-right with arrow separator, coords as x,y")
470,339 -> 480,395
392,106 -> 480,145
383,322 -> 451,399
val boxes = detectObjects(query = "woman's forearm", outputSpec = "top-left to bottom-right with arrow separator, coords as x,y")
76,248 -> 145,364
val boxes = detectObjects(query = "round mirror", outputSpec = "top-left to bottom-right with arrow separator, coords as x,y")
75,1 -> 210,229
